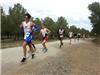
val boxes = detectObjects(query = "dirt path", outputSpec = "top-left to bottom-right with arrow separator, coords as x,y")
1,39 -> 100,75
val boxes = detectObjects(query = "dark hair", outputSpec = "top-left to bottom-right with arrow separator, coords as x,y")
24,13 -> 31,19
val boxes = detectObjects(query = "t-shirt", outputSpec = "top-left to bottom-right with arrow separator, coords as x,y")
58,29 -> 64,35
69,32 -> 73,38
22,21 -> 32,40
58,29 -> 64,38
40,28 -> 48,37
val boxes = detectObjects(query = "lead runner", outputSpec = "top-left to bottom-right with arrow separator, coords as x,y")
20,13 -> 36,62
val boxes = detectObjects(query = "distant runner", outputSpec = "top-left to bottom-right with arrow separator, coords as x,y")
20,13 -> 36,62
77,33 -> 81,41
40,23 -> 50,53
57,27 -> 65,48
69,31 -> 73,44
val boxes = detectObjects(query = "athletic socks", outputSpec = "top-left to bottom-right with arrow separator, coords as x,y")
32,44 -> 36,49
30,50 -> 35,59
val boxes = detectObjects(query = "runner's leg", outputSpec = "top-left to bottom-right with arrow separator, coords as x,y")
60,38 -> 62,48
21,41 -> 27,62
42,39 -> 48,52
28,43 -> 35,59
70,38 -> 71,45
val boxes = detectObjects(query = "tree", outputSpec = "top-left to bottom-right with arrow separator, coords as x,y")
44,17 -> 57,39
88,2 -> 100,36
1,7 -> 7,37
1,3 -> 27,39
9,3 -> 26,34
69,25 -> 78,33
56,16 -> 68,36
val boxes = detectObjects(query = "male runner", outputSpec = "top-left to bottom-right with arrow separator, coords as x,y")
69,31 -> 73,45
40,24 -> 50,53
20,13 -> 35,62
58,27 -> 65,48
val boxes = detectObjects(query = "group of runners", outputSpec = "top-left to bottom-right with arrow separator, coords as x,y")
57,29 -> 85,47
20,13 -> 86,63
20,13 -> 50,62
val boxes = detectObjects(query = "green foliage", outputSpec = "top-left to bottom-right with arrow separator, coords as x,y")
1,3 -> 26,39
69,25 -> 90,35
56,16 -> 68,36
1,3 -> 90,40
8,3 -> 26,34
69,25 -> 78,32
44,17 -> 57,38
88,2 -> 100,35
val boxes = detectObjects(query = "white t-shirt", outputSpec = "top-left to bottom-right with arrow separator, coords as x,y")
59,29 -> 64,38
78,33 -> 81,36
41,28 -> 48,37
22,21 -> 32,33
22,21 -> 32,39
69,32 -> 73,38
59,29 -> 64,35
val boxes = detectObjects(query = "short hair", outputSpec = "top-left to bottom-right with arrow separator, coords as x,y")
24,13 -> 31,19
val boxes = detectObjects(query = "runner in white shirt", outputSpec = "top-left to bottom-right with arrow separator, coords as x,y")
40,24 -> 50,53
58,27 -> 65,48
69,31 -> 73,45
77,33 -> 81,41
20,13 -> 35,62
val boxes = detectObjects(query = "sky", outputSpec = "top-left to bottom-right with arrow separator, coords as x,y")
1,0 -> 100,31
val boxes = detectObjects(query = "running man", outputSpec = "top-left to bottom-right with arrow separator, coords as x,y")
40,24 -> 50,53
20,13 -> 36,62
82,33 -> 86,40
69,31 -> 73,45
73,33 -> 77,41
57,27 -> 65,48
77,33 -> 81,41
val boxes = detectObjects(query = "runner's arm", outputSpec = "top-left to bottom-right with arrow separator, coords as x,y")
19,22 -> 23,28
46,28 -> 51,34
19,22 -> 24,37
30,21 -> 35,32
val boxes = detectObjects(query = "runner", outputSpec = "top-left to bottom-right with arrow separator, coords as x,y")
20,13 -> 35,62
73,33 -> 77,41
77,33 -> 81,41
57,27 -> 65,48
69,31 -> 73,45
40,23 -> 50,53
28,22 -> 39,54
82,33 -> 86,40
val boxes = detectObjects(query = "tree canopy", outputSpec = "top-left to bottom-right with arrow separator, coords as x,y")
88,2 -> 100,36
1,3 -> 90,40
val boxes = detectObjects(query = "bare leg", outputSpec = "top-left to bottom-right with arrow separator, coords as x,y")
22,41 -> 27,57
28,43 -> 35,59
60,39 -> 63,48
42,40 -> 48,53
70,38 -> 71,45
42,43 -> 47,49
21,41 -> 27,62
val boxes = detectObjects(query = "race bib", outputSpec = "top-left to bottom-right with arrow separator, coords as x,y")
24,32 -> 30,39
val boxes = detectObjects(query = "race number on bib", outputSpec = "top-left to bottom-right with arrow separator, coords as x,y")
24,32 -> 30,39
